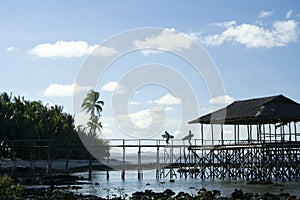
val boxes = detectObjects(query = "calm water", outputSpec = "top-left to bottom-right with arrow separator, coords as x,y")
70,170 -> 300,198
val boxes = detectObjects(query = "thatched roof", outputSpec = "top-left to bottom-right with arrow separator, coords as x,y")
189,94 -> 300,125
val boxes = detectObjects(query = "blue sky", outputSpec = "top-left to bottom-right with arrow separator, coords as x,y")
1,0 -> 300,140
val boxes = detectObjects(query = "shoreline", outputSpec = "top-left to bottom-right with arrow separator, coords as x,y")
1,162 -> 300,199
16,185 -> 300,200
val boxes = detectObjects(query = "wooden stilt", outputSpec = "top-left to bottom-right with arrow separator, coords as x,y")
211,124 -> 214,145
65,141 -> 69,172
237,125 -> 240,143
156,144 -> 160,179
121,140 -> 125,180
106,147 -> 110,180
47,141 -> 52,176
294,122 -> 297,141
221,124 -> 224,145
234,125 -> 237,144
88,155 -> 92,180
137,144 -> 142,180
11,142 -> 15,177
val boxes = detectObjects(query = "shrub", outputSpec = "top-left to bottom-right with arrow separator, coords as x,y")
0,175 -> 23,199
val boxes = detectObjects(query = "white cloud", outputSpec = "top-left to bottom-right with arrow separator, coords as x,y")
200,20 -> 298,48
286,10 -> 293,19
117,106 -> 164,129
133,28 -> 195,55
257,10 -> 273,19
128,109 -> 152,128
164,106 -> 174,111
101,122 -> 113,134
154,94 -> 181,105
43,83 -> 92,97
91,45 -> 119,57
213,21 -> 236,28
114,105 -> 166,138
101,81 -> 126,94
129,101 -> 139,105
6,46 -> 17,52
30,40 -> 118,58
209,95 -> 234,105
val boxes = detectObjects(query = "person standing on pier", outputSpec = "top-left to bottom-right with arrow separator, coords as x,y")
182,130 -> 194,146
162,131 -> 174,144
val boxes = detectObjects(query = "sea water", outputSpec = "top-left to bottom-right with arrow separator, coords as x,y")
70,170 -> 300,198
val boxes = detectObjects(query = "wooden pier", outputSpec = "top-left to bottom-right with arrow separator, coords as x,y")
1,136 -> 300,181
1,95 -> 300,182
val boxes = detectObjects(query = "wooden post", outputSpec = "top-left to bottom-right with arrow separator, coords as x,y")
170,140 -> 174,180
201,124 -> 204,146
275,124 -> 278,142
237,125 -> 240,143
30,143 -> 35,177
106,146 -> 110,180
257,124 -> 260,142
289,122 -> 292,142
221,124 -> 224,145
156,141 -> 160,179
137,140 -> 142,180
262,124 -> 266,143
11,142 -> 15,177
234,125 -> 237,144
250,125 -> 252,142
88,152 -> 93,180
65,140 -> 69,172
47,141 -> 52,176
268,124 -> 272,142
294,122 -> 297,142
121,140 -> 125,180
247,125 -> 250,142
280,126 -> 283,143
211,124 -> 214,146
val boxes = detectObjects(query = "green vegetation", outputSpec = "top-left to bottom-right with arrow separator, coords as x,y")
81,89 -> 104,138
0,92 -> 76,141
0,92 -> 101,159
80,90 -> 109,157
0,176 -> 23,199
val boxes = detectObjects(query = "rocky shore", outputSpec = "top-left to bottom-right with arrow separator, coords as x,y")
16,187 -> 300,200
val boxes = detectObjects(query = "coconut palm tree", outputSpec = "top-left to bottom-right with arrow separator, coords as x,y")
81,90 -> 104,180
81,90 -> 104,137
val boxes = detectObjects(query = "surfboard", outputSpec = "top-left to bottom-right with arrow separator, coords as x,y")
182,134 -> 194,140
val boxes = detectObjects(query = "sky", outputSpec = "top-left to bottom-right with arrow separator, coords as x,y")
1,0 -> 300,141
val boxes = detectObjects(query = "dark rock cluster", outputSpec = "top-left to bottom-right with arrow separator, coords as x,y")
130,188 -> 299,200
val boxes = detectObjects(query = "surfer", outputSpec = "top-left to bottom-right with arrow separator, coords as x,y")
162,131 -> 174,144
182,130 -> 194,146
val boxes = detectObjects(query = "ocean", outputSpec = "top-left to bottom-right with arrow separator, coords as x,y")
70,169 -> 300,198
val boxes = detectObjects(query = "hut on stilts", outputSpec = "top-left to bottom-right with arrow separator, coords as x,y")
188,94 -> 300,181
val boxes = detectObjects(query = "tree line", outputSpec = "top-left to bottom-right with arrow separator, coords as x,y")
0,91 -> 105,160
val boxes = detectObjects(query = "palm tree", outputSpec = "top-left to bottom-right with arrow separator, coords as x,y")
81,90 -> 104,180
81,90 -> 104,137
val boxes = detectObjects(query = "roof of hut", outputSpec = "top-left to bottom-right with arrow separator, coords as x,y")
189,94 -> 300,125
